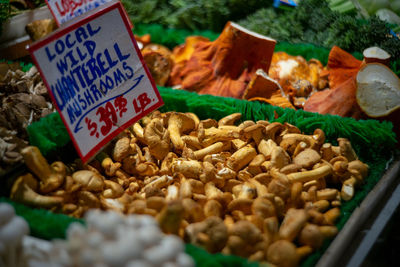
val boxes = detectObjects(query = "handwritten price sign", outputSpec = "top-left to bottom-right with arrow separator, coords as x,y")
29,0 -> 163,162
84,93 -> 151,138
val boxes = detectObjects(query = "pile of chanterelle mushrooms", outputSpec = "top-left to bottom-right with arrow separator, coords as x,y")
11,111 -> 368,267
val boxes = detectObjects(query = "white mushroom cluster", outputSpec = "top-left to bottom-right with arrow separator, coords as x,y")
49,210 -> 194,267
0,203 -> 30,267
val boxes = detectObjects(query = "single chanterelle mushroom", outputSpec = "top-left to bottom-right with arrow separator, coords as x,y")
144,117 -> 171,160
167,112 -> 196,150
72,170 -> 105,192
21,146 -> 66,193
184,216 -> 228,253
293,148 -> 321,169
267,240 -> 299,267
218,113 -> 242,126
10,173 -> 63,208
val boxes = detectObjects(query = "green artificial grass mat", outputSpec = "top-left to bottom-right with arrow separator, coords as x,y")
23,86 -> 397,266
185,244 -> 262,267
28,87 -> 397,159
0,197 -> 84,240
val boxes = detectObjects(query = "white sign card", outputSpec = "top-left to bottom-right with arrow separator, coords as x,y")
45,0 -> 112,25
29,0 -> 163,162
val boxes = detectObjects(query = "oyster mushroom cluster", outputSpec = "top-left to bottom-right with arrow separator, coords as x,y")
11,111 -> 368,266
0,64 -> 55,173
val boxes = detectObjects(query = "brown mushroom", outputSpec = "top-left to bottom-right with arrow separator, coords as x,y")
279,208 -> 309,241
298,223 -> 324,249
293,148 -> 321,169
144,118 -> 171,160
338,138 -> 358,161
112,136 -> 133,162
167,112 -> 196,150
184,216 -> 228,253
10,173 -> 63,208
226,145 -> 257,172
21,146 -> 65,193
156,200 -> 184,235
287,165 -> 333,183
267,240 -> 299,267
72,170 -> 105,192
218,113 -> 242,126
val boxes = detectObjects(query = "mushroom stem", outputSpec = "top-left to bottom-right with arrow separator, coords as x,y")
204,182 -> 224,201
172,159 -> 202,178
131,122 -> 145,142
168,113 -> 196,150
287,165 -> 333,183
226,145 -> 257,172
194,142 -> 224,160
341,176 -> 357,201
21,146 -> 65,193
202,127 -> 242,146
99,152 -> 121,176
218,113 -> 242,126
10,174 -> 63,208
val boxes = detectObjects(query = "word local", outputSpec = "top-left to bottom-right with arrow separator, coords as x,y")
46,23 -> 134,125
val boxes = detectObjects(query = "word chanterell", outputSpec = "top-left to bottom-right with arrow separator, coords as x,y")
46,22 -> 135,126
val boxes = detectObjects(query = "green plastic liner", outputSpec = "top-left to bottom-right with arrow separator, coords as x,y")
0,197 -> 84,240
29,87 -> 396,159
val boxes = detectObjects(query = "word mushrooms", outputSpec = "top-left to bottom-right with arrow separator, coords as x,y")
11,111 -> 368,266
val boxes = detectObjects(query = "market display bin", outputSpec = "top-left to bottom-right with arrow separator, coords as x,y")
0,86 -> 397,267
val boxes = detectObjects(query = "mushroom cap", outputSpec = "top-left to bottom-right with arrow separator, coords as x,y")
144,118 -> 170,160
251,197 -> 276,219
0,212 -> 29,245
356,63 -> 400,117
228,220 -> 263,244
363,47 -> 391,65
299,224 -> 324,249
185,112 -> 200,128
348,160 -> 369,178
0,203 -> 15,226
167,112 -> 196,133
243,123 -> 264,140
72,170 -> 105,192
293,148 -> 321,169
112,137 -> 132,162
264,122 -> 284,141
267,240 -> 299,267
